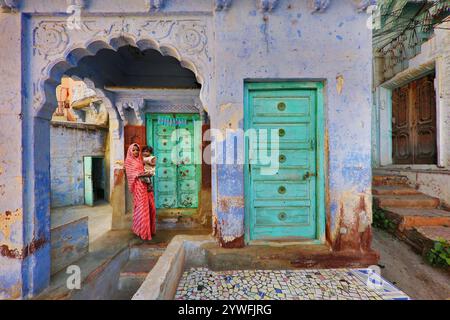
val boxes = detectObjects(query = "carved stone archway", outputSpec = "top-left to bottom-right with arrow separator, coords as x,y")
23,16 -> 214,292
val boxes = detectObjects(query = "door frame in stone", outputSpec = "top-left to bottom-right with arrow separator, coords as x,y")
375,61 -> 446,169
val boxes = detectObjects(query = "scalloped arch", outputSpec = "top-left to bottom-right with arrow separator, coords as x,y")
37,35 -> 208,120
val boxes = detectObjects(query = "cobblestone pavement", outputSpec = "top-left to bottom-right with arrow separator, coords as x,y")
175,268 -> 410,300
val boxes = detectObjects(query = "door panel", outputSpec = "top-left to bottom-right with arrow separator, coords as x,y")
252,93 -> 314,124
255,207 -> 310,226
156,125 -> 175,136
157,195 -> 177,209
247,87 -> 317,241
392,85 -> 413,164
157,166 -> 176,179
157,152 -> 176,166
414,75 -> 437,164
254,181 -> 309,200
157,181 -> 177,193
178,165 -> 196,179
178,179 -> 196,192
156,137 -> 174,151
179,193 -> 198,208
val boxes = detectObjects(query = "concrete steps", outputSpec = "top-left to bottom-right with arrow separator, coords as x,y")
379,207 -> 450,232
118,258 -> 159,291
373,174 -> 450,261
50,212 -> 89,276
113,244 -> 165,299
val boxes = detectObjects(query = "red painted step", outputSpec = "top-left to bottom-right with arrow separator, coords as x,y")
374,194 -> 440,209
372,175 -> 409,187
372,185 -> 420,196
379,207 -> 450,232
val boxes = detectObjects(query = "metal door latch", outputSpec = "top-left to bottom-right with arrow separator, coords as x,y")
303,171 -> 316,180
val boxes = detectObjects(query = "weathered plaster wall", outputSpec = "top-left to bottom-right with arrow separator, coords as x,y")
212,0 -> 373,249
0,12 -> 26,300
50,123 -> 107,207
0,0 -> 375,299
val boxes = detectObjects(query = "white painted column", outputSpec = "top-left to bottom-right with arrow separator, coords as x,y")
377,86 -> 393,166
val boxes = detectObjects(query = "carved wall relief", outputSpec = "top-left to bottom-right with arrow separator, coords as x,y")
31,16 -> 213,116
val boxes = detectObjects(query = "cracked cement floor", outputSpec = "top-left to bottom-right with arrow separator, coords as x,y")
371,228 -> 450,300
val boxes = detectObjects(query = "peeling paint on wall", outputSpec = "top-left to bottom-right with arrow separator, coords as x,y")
0,208 -> 22,242
218,195 -> 244,213
217,103 -> 243,135
332,190 -> 373,252
0,234 -> 48,259
336,74 -> 344,94
215,195 -> 245,248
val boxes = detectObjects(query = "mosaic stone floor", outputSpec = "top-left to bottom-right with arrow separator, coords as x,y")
175,268 -> 410,300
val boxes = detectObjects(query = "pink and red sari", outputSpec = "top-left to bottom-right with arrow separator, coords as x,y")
124,143 -> 156,240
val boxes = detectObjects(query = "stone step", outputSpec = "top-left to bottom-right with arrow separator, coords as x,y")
50,215 -> 89,276
374,194 -> 440,209
372,175 -> 409,187
372,185 -> 421,196
118,258 -> 159,291
379,207 -> 450,232
403,226 -> 450,256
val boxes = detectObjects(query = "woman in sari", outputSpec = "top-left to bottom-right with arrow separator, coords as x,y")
124,143 -> 156,240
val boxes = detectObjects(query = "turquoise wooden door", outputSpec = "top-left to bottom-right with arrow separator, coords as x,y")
83,156 -> 94,206
245,82 -> 325,242
147,113 -> 201,212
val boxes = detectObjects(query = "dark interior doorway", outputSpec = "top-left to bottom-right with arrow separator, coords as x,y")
84,156 -> 105,206
92,157 -> 105,202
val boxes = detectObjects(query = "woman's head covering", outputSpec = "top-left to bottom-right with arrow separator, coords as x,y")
124,143 -> 144,193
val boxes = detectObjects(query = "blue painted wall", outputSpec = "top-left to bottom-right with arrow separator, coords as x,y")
212,1 -> 373,248
50,124 -> 107,207
0,0 -> 375,299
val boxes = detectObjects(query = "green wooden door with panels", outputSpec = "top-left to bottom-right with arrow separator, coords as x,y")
146,113 -> 201,214
244,82 -> 325,242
